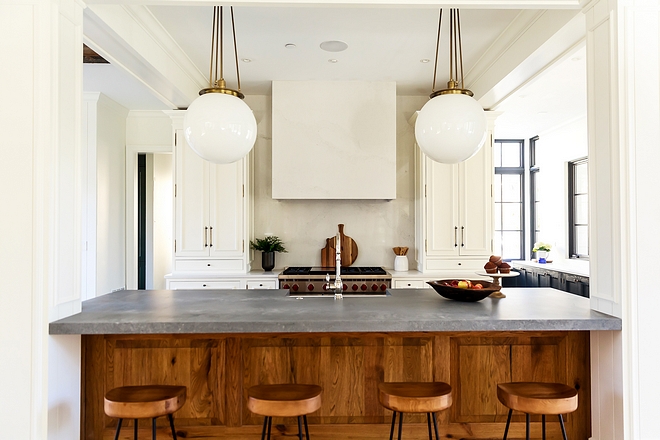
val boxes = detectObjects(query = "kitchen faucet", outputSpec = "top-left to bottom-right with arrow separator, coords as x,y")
325,232 -> 343,300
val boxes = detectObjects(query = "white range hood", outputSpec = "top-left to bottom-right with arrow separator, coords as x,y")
272,81 -> 396,200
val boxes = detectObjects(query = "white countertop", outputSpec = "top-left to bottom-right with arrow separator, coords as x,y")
512,260 -> 589,277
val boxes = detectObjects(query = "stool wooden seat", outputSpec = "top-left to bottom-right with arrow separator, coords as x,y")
104,385 -> 186,440
247,384 -> 322,440
378,382 -> 452,440
497,382 -> 578,440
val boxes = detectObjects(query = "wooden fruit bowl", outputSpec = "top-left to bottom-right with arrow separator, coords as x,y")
427,280 -> 498,302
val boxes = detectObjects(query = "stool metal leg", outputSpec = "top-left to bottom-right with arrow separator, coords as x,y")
389,412 -> 397,440
559,414 -> 568,440
426,413 -> 433,440
113,418 -> 123,440
303,415 -> 310,440
260,417 -> 268,440
152,417 -> 157,440
168,413 -> 178,440
502,409 -> 512,440
397,412 -> 403,440
134,419 -> 138,440
267,416 -> 272,440
525,413 -> 530,440
432,412 -> 440,440
297,416 -> 303,440
542,414 -> 546,440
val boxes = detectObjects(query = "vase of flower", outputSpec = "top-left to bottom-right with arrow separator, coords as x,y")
532,242 -> 552,264
250,236 -> 287,272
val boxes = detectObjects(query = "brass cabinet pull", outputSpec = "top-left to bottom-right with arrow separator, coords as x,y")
204,227 -> 208,247
209,227 -> 213,247
454,227 -> 458,247
461,226 -> 465,247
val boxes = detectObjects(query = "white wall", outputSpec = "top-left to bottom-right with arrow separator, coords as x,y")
95,95 -> 128,295
152,153 -> 173,289
535,116 -> 588,262
247,94 -> 426,269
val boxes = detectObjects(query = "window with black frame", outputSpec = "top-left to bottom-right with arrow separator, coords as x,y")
568,157 -> 589,259
529,136 -> 540,249
493,140 -> 525,261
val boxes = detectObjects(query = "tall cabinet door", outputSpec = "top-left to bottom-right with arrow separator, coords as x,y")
174,130 -> 210,257
426,159 -> 460,257
458,140 -> 493,256
208,160 -> 244,258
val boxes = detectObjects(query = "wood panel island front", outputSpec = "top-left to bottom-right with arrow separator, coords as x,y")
50,288 -> 620,440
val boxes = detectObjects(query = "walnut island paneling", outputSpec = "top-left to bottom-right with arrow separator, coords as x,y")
50,288 -> 620,440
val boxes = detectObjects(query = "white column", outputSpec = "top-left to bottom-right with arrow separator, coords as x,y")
0,0 -> 84,438
585,0 -> 660,438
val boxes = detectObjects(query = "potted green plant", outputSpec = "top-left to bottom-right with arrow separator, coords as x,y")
532,242 -> 552,264
250,236 -> 287,271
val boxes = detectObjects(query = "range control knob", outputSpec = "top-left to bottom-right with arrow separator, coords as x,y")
361,284 -> 368,291
343,284 -> 348,291
307,284 -> 315,291
380,284 -> 388,291
282,284 -> 290,290
372,284 -> 379,291
323,284 -> 328,291
291,284 -> 299,292
352,284 -> 359,291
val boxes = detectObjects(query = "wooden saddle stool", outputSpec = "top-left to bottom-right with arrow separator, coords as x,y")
104,385 -> 187,440
497,382 -> 578,440
378,382 -> 453,440
247,384 -> 323,440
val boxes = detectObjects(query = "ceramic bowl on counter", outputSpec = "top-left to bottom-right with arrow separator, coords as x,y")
427,279 -> 497,302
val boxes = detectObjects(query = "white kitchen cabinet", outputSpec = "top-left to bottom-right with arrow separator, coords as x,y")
170,111 -> 250,273
246,279 -> 278,289
415,112 -> 499,272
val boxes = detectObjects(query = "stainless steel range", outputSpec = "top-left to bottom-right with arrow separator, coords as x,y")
279,267 -> 391,294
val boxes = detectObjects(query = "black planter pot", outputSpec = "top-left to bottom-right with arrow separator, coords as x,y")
261,252 -> 275,272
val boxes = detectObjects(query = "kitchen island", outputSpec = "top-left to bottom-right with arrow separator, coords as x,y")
51,288 -> 620,440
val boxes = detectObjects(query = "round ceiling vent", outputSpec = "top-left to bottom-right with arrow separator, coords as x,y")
319,40 -> 348,52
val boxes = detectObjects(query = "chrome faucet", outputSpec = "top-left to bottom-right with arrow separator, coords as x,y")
325,232 -> 343,300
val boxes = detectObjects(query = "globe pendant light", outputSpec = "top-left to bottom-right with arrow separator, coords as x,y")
415,10 -> 487,164
183,6 -> 257,164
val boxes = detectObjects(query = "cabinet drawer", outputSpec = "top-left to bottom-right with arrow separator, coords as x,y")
168,280 -> 241,290
393,279 -> 427,289
174,259 -> 245,272
424,259 -> 484,272
246,280 -> 278,289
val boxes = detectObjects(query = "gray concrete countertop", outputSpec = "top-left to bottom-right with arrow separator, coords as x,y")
49,288 -> 620,335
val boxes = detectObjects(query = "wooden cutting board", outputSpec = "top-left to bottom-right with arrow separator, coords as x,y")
321,224 -> 359,267
321,238 -> 335,268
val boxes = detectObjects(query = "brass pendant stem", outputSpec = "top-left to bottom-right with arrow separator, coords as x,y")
428,8 -> 473,99
431,10 -> 442,93
205,5 -> 244,98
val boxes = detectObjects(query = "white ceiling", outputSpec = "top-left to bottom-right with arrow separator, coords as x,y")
83,4 -> 587,136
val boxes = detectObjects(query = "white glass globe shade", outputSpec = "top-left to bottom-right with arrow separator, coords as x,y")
183,93 -> 257,164
415,93 -> 487,164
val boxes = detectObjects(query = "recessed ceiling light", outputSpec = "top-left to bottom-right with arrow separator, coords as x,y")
328,59 -> 338,63
420,59 -> 430,63
518,94 -> 527,99
320,40 -> 348,52
285,43 -> 297,49
242,58 -> 252,63
571,56 -> 582,61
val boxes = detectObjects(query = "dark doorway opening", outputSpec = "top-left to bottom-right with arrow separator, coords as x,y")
137,153 -> 146,289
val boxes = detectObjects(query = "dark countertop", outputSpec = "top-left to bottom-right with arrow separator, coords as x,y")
49,288 -> 621,335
